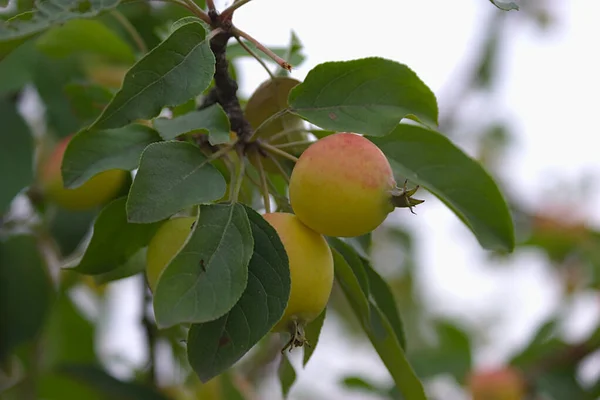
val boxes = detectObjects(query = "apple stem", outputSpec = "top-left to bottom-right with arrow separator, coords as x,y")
281,320 -> 309,353
221,0 -> 253,21
265,152 -> 291,183
260,142 -> 299,163
229,148 -> 246,203
272,139 -> 314,150
232,27 -> 292,72
234,36 -> 275,80
390,179 -> 425,214
252,152 -> 272,213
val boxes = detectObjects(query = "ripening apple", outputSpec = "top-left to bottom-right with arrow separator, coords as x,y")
467,367 -> 526,400
145,216 -> 196,292
289,132 -> 422,238
39,135 -> 127,211
263,212 -> 334,349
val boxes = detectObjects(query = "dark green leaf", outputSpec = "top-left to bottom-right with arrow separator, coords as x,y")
0,41 -> 39,95
62,124 -> 160,189
63,82 -> 114,124
332,248 -> 426,400
48,207 -> 97,257
0,235 -> 53,361
288,57 -> 438,136
303,307 -> 326,366
0,97 -> 33,213
363,261 -> 407,350
371,124 -> 515,252
58,364 -> 170,400
153,103 -> 231,144
0,0 -> 121,60
328,238 -> 370,298
36,19 -> 135,62
92,21 -> 215,130
279,354 -> 296,398
187,206 -> 290,382
72,197 -> 162,275
154,203 -> 253,328
489,0 -> 519,11
126,141 -> 226,223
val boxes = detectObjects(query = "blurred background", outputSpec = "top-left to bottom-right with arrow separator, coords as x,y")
2,0 -> 600,399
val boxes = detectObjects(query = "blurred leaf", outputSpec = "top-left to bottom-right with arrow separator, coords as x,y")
63,82 -> 114,124
38,372 -> 105,400
62,124 -> 160,189
0,96 -> 33,214
371,124 -> 515,252
303,307 -> 326,366
153,103 -> 231,144
58,364 -> 170,400
341,376 -> 383,395
409,320 -> 472,383
0,41 -> 39,94
48,207 -> 97,257
187,206 -> 290,383
342,233 -> 372,260
154,203 -> 253,328
126,141 -> 226,223
92,21 -> 214,130
73,197 -> 162,275
363,261 -> 407,350
332,249 -> 426,399
328,238 -> 370,298
36,19 -> 135,62
289,57 -> 438,136
0,235 -> 53,361
535,368 -> 591,400
276,30 -> 304,76
226,40 -> 305,68
93,247 -> 146,284
0,0 -> 121,60
489,0 -> 519,11
279,354 -> 296,398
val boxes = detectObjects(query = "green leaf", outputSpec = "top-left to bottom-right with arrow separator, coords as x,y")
332,248 -> 426,400
0,235 -> 53,361
328,237 -> 370,298
187,206 -> 291,383
489,0 -> 519,11
58,364 -> 170,400
93,247 -> 146,284
363,261 -> 407,350
288,57 -> 438,137
303,307 -> 326,366
0,97 -> 33,213
63,82 -> 114,124
92,21 -> 215,130
62,124 -> 160,189
153,203 -> 253,328
72,197 -> 162,275
0,0 -> 121,60
409,320 -> 472,383
279,354 -> 296,398
126,141 -> 226,224
371,124 -> 515,252
48,207 -> 98,258
153,103 -> 231,144
36,19 -> 135,62
0,41 -> 40,95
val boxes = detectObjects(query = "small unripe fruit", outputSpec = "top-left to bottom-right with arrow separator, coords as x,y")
39,135 -> 127,211
146,217 -> 196,292
468,367 -> 526,400
263,213 -> 333,347
289,133 -> 397,237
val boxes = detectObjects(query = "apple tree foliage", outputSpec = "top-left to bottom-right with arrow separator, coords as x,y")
4,1 -> 595,399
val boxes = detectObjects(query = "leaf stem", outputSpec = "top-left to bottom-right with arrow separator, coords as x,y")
265,152 -> 291,183
265,127 -> 309,144
180,0 -> 212,24
110,10 -> 147,54
221,0 -> 252,20
229,149 -> 246,203
205,0 -> 216,11
234,36 -> 275,80
260,142 -> 299,163
272,139 -> 314,149
231,27 -> 291,71
252,152 -> 271,213
249,109 -> 290,141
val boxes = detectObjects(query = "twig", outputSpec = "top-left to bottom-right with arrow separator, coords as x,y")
234,36 -> 275,79
260,142 -> 299,163
272,139 -> 314,149
142,287 -> 157,386
180,0 -> 212,24
221,0 -> 252,20
249,109 -> 290,141
265,152 -> 291,183
232,27 -> 291,71
252,152 -> 271,213
206,0 -> 216,11
110,10 -> 147,54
